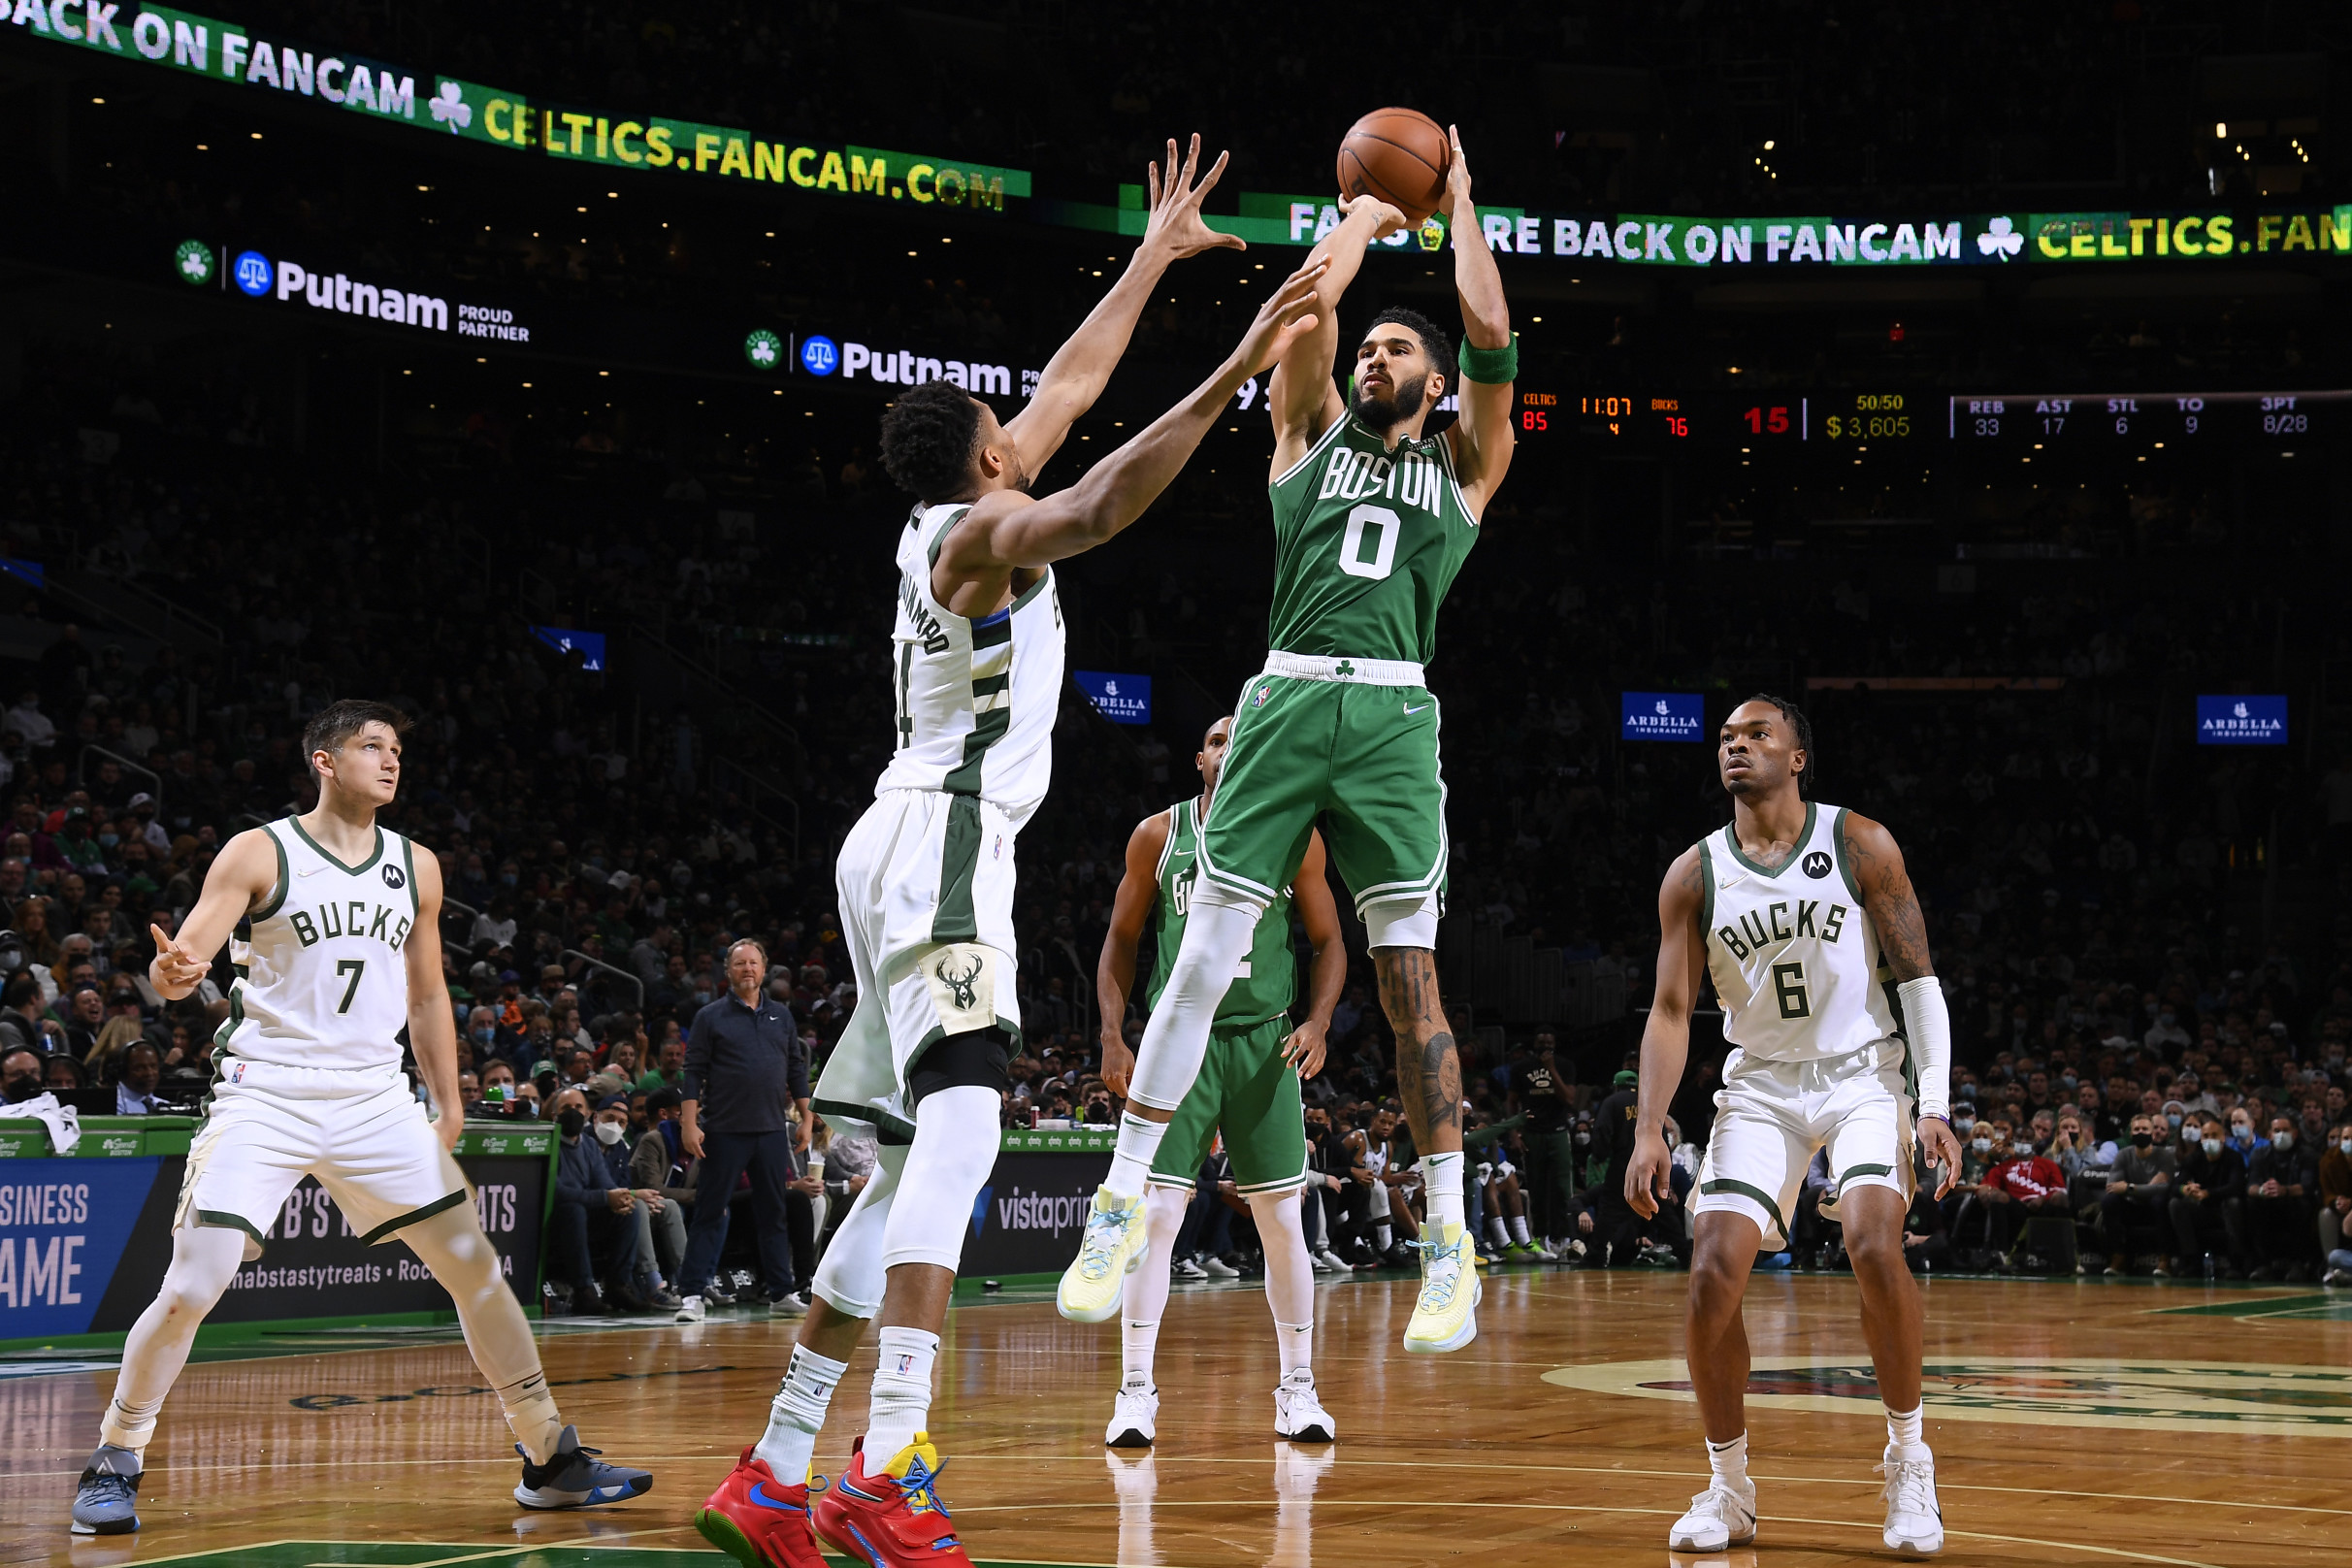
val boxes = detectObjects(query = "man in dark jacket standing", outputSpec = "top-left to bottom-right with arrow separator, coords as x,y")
675,939 -> 811,1322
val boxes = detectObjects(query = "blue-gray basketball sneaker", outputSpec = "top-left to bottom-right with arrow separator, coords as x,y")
71,1446 -> 142,1535
513,1424 -> 653,1509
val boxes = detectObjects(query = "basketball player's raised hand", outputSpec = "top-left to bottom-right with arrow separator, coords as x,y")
1443,124 -> 1476,217
1140,134 -> 1245,258
1919,1115 -> 1964,1199
1335,192 -> 1408,243
148,923 -> 211,998
1231,258 -> 1328,376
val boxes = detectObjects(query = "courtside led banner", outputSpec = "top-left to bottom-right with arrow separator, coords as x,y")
10,5 -> 1028,211
1622,692 -> 1706,742
2196,696 -> 2288,746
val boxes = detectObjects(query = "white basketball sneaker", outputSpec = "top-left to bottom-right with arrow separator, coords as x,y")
1271,1369 -> 1335,1442
1104,1375 -> 1159,1449
672,1293 -> 705,1323
1668,1480 -> 1758,1552
1880,1445 -> 1944,1554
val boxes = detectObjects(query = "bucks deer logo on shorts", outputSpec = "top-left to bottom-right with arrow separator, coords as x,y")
925,943 -> 999,1034
936,952 -> 982,1011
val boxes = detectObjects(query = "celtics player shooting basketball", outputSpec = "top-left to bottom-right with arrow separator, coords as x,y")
1062,124 -> 1513,1356
693,139 -> 1333,1568
1094,716 -> 1348,1450
70,701 -> 647,1538
1625,697 -> 1962,1557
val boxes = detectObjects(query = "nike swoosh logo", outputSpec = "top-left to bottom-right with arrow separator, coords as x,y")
297,866 -> 325,876
745,1482 -> 805,1513
1404,703 -> 1428,715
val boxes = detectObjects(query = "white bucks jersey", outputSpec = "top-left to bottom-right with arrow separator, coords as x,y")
874,501 -> 1065,826
216,818 -> 420,1072
1698,801 -> 1901,1063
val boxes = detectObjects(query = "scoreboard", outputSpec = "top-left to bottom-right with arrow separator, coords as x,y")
1515,386 -> 2333,454
1947,390 -> 2336,448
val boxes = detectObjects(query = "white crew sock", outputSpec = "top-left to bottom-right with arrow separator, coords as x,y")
1486,1214 -> 1510,1248
753,1344 -> 848,1481
1421,1151 -> 1465,1229
1708,1432 -> 1750,1489
1375,1222 -> 1392,1251
1509,1214 -> 1533,1246
866,1325 -> 939,1461
1121,1322 -> 1160,1388
1106,1113 -> 1171,1201
1275,1321 -> 1314,1377
1885,1403 -> 1926,1456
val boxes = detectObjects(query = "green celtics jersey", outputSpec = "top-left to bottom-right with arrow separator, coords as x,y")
1146,796 -> 1294,1029
1264,416 -> 1480,665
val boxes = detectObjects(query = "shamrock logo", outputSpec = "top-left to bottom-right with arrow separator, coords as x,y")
744,330 -> 783,368
429,82 -> 472,132
1976,215 -> 2024,259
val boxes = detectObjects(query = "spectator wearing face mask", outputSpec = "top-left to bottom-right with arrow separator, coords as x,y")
2320,1125 -> 2352,1280
2245,1117 -> 2320,1283
2144,1007 -> 2190,1056
2169,1118 -> 2249,1278
547,1086 -> 647,1315
1,1045 -> 43,1104
2223,1110 -> 2260,1159
2099,1114 -> 2177,1275
1983,1130 -> 2069,1267
591,1093 -> 679,1309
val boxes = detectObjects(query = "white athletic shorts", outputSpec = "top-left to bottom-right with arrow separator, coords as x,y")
817,787 -> 1023,1143
1692,1038 -> 1916,1250
176,1059 -> 468,1259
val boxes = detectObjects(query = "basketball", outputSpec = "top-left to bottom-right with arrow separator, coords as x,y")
1336,107 -> 1452,222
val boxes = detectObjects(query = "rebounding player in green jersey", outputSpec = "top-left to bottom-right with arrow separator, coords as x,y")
1094,716 -> 1348,1450
1062,124 -> 1517,1356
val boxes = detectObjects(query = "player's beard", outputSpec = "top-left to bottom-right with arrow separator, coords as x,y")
1354,371 -> 1427,434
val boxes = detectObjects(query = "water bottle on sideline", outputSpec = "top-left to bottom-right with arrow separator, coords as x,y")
2202,1251 -> 2216,1282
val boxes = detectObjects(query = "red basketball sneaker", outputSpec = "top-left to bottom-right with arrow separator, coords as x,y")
811,1432 -> 973,1565
694,1446 -> 829,1568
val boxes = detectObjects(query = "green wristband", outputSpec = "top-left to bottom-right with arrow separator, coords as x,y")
1456,335 -> 1519,384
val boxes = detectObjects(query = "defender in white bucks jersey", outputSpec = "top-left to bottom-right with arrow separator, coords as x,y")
1627,697 -> 1962,1558
71,702 -> 648,1541
696,139 -> 1332,1568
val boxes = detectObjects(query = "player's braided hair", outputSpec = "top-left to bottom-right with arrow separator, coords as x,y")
1361,307 -> 1455,385
878,378 -> 985,504
1744,692 -> 1814,797
303,699 -> 411,777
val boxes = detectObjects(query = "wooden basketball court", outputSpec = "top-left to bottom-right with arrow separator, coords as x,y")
5,1267 -> 2346,1567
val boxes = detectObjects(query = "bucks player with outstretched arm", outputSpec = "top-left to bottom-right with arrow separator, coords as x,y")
1095,716 -> 1348,1451
1625,696 -> 1961,1557
69,701 -> 648,1538
1062,125 -> 1514,1356
693,140 -> 1331,1568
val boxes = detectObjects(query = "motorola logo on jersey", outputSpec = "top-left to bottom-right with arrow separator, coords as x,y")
1802,851 -> 1833,879
382,865 -> 407,890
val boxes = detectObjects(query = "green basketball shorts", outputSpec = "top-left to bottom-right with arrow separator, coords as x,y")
1146,1014 -> 1309,1194
1197,656 -> 1448,922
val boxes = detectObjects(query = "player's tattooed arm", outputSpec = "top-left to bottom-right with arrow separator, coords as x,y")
1628,846 -> 1706,1217
1096,810 -> 1173,1099
1376,947 -> 1461,1143
1841,812 -> 1935,983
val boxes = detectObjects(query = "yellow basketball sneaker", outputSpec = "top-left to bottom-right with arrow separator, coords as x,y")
1057,1187 -> 1148,1323
1402,1222 -> 1481,1353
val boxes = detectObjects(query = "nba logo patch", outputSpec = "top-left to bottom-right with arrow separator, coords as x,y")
230,1062 -> 247,1083
993,833 -> 1004,862
1252,683 -> 1272,708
